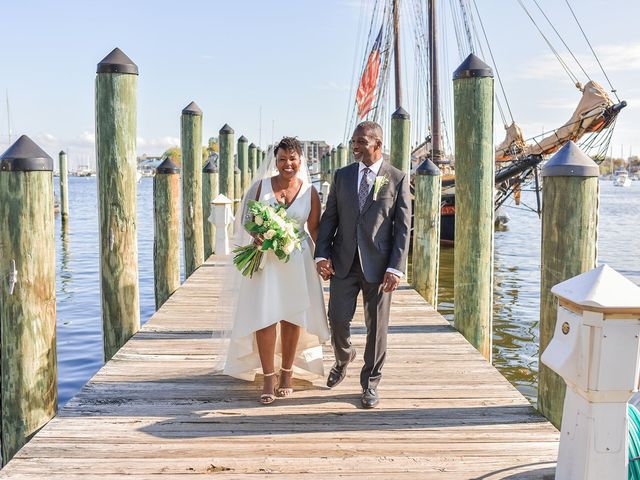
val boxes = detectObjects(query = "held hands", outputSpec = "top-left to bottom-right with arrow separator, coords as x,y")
382,271 -> 400,293
316,259 -> 335,281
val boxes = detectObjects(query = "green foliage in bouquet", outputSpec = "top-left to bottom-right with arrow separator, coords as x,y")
233,200 -> 303,277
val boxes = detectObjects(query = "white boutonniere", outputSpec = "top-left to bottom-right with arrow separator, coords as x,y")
372,175 -> 389,201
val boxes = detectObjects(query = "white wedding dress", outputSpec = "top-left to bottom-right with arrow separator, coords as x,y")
223,178 -> 330,381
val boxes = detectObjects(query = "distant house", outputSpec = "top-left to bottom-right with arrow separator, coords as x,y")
298,140 -> 331,164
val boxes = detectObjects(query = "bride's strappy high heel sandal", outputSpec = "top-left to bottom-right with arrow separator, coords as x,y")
260,372 -> 278,405
276,367 -> 294,397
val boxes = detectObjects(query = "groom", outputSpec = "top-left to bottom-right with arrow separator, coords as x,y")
315,121 -> 411,409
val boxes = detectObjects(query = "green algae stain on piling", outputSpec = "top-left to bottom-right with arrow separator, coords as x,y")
181,101 -> 204,278
202,159 -> 219,258
390,107 -> 411,174
452,54 -> 494,362
95,48 -> 140,362
0,136 -> 57,464
219,124 -> 235,198
58,150 -> 69,221
538,141 -> 599,429
248,143 -> 257,181
154,159 -> 181,310
238,135 -> 249,194
412,159 -> 441,307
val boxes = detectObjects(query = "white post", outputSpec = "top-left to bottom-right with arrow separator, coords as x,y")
320,181 -> 330,206
541,264 -> 640,479
209,194 -> 234,255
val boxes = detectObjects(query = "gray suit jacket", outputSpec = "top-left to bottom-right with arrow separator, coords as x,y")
315,160 -> 412,284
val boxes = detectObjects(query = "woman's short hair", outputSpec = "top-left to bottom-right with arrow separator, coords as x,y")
274,137 -> 303,157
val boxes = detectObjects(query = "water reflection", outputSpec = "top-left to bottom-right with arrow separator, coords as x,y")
435,182 -> 640,405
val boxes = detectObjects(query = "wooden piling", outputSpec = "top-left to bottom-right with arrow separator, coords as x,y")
390,107 -> 411,173
153,158 -> 180,310
202,159 -> 219,258
538,141 -> 599,429
95,48 -> 140,362
337,143 -> 348,169
181,101 -> 204,279
0,136 -> 56,465
330,147 -> 336,177
411,159 -> 441,307
58,150 -> 69,221
234,165 -> 241,208
248,142 -> 257,180
452,54 -> 494,361
218,124 -> 234,197
238,135 -> 249,193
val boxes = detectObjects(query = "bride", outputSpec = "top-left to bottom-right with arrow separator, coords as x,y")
219,137 -> 330,404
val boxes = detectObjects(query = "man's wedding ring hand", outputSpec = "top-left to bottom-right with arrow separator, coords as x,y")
316,260 -> 334,281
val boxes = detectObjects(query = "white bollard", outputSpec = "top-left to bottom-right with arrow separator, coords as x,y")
320,181 -> 330,206
209,194 -> 234,255
541,264 -> 640,479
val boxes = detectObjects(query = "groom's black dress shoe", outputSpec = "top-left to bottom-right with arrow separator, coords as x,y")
361,388 -> 379,409
326,349 -> 356,388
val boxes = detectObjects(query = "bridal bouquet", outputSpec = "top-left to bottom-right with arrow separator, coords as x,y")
233,200 -> 303,278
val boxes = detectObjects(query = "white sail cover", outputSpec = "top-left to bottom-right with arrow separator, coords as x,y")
495,80 -> 614,162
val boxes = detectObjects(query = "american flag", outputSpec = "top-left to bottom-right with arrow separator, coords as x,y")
356,27 -> 383,120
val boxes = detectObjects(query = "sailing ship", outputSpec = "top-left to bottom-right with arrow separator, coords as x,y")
347,0 -> 626,243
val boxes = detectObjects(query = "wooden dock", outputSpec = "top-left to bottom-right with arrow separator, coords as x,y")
0,256 -> 558,479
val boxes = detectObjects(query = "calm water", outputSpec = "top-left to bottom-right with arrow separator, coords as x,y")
53,178 -> 639,406
436,182 -> 640,403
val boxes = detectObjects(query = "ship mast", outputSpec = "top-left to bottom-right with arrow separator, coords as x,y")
428,0 -> 445,164
392,0 -> 403,109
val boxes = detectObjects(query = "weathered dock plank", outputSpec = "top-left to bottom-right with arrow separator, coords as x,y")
0,256 -> 558,479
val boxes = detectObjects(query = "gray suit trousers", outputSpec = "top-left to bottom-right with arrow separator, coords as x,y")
328,255 -> 391,390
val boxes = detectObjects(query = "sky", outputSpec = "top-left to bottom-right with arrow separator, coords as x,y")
0,0 -> 638,170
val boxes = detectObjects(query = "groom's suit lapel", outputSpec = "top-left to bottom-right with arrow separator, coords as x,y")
359,160 -> 390,216
346,163 -> 360,217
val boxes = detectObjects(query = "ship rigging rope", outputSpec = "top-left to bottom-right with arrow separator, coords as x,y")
465,0 -> 508,126
516,0 -> 581,87
471,0 -> 514,124
564,0 -> 621,102
531,0 -> 591,82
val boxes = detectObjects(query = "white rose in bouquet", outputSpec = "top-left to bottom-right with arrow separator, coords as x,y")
254,215 -> 264,226
283,241 -> 295,255
264,229 -> 276,240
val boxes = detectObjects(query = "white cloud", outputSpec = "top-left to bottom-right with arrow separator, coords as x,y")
516,42 -> 640,81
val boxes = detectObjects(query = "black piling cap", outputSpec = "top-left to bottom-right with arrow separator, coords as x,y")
234,165 -> 241,173
97,48 -> 138,75
156,157 -> 180,174
453,53 -> 493,80
337,143 -> 344,149
541,141 -> 599,178
249,142 -> 256,149
0,135 -> 53,172
238,135 -> 248,143
416,158 -> 441,176
59,150 -> 66,156
182,101 -> 202,116
331,147 -> 336,153
219,124 -> 234,135
203,157 -> 219,173
392,107 -> 410,119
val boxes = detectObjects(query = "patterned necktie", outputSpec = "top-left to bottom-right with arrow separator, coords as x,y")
358,167 -> 371,211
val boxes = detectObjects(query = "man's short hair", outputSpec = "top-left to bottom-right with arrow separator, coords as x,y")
355,121 -> 383,143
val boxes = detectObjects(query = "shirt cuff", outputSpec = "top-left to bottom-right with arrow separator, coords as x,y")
315,257 -> 327,264
386,267 -> 404,278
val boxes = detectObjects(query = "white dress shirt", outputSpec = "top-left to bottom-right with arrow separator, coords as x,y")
316,157 -> 403,279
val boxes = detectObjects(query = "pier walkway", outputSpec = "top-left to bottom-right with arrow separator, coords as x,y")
0,256 -> 558,479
